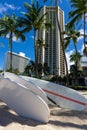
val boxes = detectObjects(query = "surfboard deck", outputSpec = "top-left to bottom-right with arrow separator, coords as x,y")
21,76 -> 87,111
2,72 -> 48,104
0,77 -> 50,123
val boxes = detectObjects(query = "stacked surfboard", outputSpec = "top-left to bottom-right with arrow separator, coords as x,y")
0,72 -> 87,124
0,72 -> 50,123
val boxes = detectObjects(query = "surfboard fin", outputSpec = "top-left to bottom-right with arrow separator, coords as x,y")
47,96 -> 57,105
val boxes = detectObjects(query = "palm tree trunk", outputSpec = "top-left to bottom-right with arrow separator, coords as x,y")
9,32 -> 13,72
74,43 -> 78,85
84,12 -> 86,49
34,30 -> 38,77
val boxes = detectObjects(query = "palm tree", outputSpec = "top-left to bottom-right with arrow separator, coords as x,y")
63,26 -> 80,53
0,14 -> 25,72
63,26 -> 80,73
70,51 -> 82,65
24,60 -> 35,76
36,38 -> 48,76
18,1 -> 51,77
68,0 -> 87,53
70,51 -> 82,85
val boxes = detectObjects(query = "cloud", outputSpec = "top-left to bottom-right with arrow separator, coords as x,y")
79,44 -> 84,55
29,36 -> 34,39
4,2 -> 20,10
0,3 -> 20,15
4,3 -> 16,10
78,29 -> 87,41
6,33 -> 20,42
0,4 -> 7,14
66,43 -> 85,72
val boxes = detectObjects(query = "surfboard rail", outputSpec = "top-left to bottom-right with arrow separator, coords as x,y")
21,76 -> 87,111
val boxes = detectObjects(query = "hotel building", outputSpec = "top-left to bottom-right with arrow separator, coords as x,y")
37,6 -> 66,76
80,56 -> 87,76
4,52 -> 29,73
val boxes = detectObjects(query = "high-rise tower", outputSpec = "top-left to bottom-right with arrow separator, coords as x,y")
37,6 -> 66,76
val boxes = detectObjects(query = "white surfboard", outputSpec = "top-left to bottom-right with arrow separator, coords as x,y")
2,72 -> 48,104
21,76 -> 87,111
0,77 -> 50,123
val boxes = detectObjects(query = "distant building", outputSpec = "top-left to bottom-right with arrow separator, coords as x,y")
4,52 -> 30,73
69,56 -> 87,86
80,56 -> 87,76
37,6 -> 66,76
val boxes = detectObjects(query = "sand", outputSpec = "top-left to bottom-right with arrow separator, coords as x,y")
0,90 -> 87,130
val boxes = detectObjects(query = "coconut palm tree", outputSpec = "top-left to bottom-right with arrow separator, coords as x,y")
63,25 -> 81,71
18,1 -> 51,77
68,0 -> 87,53
69,51 -> 82,85
36,38 -> 48,76
63,26 -> 80,52
24,60 -> 36,76
70,51 -> 82,65
0,14 -> 25,72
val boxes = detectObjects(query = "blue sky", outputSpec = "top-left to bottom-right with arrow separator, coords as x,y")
0,0 -> 86,70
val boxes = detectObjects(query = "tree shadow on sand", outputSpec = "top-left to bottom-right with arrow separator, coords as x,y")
49,120 -> 87,130
51,108 -> 87,120
49,107 -> 87,130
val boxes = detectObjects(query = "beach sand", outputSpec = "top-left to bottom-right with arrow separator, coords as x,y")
0,91 -> 87,130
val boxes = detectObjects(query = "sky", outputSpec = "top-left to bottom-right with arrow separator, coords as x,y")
0,0 -> 86,71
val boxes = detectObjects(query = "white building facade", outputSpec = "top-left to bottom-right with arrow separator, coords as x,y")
4,52 -> 29,73
80,56 -> 87,86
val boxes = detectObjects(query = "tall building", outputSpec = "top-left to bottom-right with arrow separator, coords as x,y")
4,52 -> 29,73
37,6 -> 66,76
